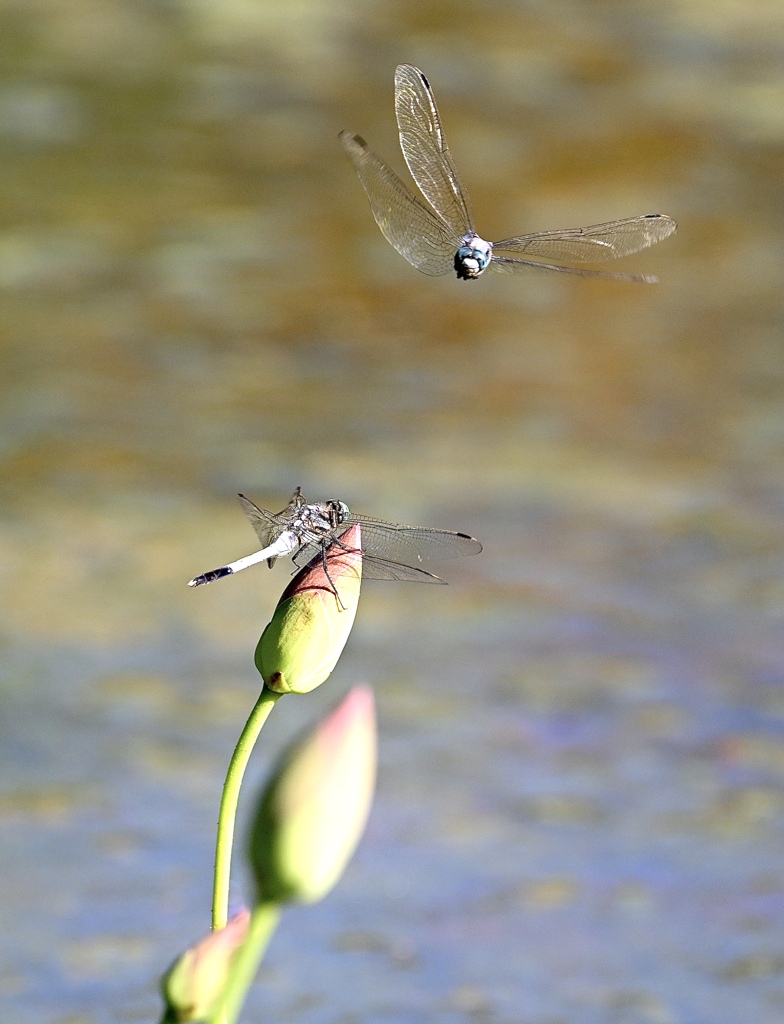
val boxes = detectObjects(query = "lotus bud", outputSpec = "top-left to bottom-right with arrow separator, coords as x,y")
248,685 -> 376,904
255,524 -> 362,694
160,908 -> 250,1023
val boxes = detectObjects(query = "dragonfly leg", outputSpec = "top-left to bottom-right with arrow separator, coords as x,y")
320,544 -> 347,612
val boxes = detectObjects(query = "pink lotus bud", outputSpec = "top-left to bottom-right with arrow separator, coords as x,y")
160,908 -> 250,1022
248,685 -> 376,904
256,525 -> 362,694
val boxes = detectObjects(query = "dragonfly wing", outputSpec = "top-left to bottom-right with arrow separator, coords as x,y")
488,256 -> 660,283
345,515 -> 482,565
340,131 -> 458,276
359,555 -> 446,583
394,64 -> 475,238
293,539 -> 446,584
238,493 -> 286,548
493,214 -> 676,263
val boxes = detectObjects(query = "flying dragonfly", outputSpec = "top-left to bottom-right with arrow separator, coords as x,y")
340,64 -> 676,282
189,488 -> 482,598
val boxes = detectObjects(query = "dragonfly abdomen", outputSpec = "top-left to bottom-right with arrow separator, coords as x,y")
189,565 -> 234,587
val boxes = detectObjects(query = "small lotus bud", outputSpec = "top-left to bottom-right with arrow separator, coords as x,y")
256,525 -> 362,694
248,685 -> 376,904
160,908 -> 250,1023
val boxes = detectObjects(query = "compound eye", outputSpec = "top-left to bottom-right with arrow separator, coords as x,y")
326,499 -> 348,521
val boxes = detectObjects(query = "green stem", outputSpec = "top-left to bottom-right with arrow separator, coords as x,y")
209,903 -> 282,1024
212,687 -> 283,931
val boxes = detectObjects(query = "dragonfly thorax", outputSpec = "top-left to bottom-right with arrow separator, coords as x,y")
291,499 -> 350,542
454,234 -> 492,280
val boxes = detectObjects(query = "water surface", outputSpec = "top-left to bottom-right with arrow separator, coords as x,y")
1,2 -> 784,1022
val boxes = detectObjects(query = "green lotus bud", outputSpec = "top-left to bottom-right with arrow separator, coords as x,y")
248,685 -> 376,904
160,908 -> 250,1023
255,524 -> 362,694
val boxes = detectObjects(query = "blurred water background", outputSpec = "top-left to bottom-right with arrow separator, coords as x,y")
2,1 -> 784,1022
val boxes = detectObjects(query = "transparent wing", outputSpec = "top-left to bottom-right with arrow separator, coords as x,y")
340,131 -> 458,276
488,255 -> 660,283
345,514 -> 482,564
294,538 -> 448,584
394,64 -> 474,238
493,214 -> 677,263
359,556 -> 447,583
237,493 -> 289,548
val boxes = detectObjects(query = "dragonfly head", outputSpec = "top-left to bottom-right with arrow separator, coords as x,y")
326,500 -> 351,527
454,235 -> 492,280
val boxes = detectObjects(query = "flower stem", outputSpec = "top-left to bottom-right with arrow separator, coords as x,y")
212,687 -> 283,931
208,902 -> 281,1024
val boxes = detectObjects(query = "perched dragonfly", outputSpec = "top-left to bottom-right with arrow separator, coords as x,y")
340,64 -> 676,282
189,488 -> 482,597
